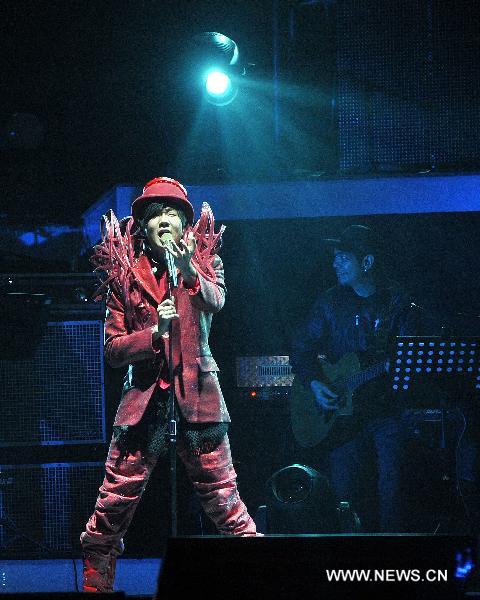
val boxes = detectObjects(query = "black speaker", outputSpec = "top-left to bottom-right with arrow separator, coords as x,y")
0,292 -> 51,359
0,462 -> 104,558
156,535 -> 475,600
0,320 -> 105,446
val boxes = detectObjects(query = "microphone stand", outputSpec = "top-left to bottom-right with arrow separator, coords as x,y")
165,245 -> 178,538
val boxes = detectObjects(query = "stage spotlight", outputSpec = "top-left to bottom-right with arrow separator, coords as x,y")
204,69 -> 237,106
263,464 -> 361,534
205,70 -> 231,96
192,32 -> 243,106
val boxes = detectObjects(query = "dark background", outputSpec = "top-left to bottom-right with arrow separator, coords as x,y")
3,0 -> 479,227
1,0 -> 284,224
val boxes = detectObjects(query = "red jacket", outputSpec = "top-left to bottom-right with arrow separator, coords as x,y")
104,253 -> 230,426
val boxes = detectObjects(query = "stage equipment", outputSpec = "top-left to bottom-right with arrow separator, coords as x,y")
0,292 -> 51,360
191,32 -> 244,106
0,273 -> 103,321
236,355 -> 294,388
0,462 -> 104,558
234,356 -> 295,507
1,269 -> 105,448
0,319 -> 105,447
390,336 -> 480,398
390,336 -> 479,533
263,463 -> 359,534
336,1 -> 480,175
159,234 -> 179,537
156,535 -> 477,600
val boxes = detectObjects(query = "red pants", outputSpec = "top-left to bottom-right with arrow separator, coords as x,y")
80,433 -> 256,557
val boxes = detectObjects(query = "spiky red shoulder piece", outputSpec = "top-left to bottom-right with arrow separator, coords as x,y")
90,203 -> 225,300
90,210 -> 137,301
189,202 -> 225,282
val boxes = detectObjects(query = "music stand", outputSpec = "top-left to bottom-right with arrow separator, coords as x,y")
389,336 -> 480,403
389,335 -> 480,532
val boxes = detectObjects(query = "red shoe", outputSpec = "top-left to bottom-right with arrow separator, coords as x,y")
82,551 -> 116,593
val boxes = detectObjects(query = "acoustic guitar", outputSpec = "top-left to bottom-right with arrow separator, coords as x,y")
290,353 -> 388,448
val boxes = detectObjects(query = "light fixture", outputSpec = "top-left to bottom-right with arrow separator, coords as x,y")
192,32 -> 242,106
205,70 -> 231,97
264,464 -> 361,534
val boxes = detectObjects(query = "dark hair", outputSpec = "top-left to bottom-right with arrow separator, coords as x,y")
139,201 -> 187,230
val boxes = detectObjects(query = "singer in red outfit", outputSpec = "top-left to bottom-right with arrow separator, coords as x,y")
80,177 -> 257,593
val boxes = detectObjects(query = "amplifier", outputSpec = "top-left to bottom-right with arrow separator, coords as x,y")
0,273 -> 104,320
0,461 -> 104,558
236,356 -> 294,388
403,408 -> 465,449
237,387 -> 291,402
232,359 -> 295,498
0,320 -> 106,447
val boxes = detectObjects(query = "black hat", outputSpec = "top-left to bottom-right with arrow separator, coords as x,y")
324,224 -> 379,256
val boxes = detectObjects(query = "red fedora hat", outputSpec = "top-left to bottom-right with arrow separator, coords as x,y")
131,177 -> 195,225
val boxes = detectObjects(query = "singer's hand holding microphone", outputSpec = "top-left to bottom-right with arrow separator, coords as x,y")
153,298 -> 179,337
152,231 -> 197,341
161,231 -> 197,286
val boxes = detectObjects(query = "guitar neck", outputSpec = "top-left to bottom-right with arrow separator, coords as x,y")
349,360 -> 386,391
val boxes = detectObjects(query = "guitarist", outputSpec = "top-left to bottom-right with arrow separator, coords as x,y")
290,224 -> 425,533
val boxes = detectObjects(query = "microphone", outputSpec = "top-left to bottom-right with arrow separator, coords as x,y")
160,232 -> 178,288
160,232 -> 173,245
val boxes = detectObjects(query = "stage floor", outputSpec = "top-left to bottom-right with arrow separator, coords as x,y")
2,535 -> 480,598
0,558 -> 161,596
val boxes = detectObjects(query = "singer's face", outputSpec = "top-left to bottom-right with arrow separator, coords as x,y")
333,249 -> 363,287
145,206 -> 184,257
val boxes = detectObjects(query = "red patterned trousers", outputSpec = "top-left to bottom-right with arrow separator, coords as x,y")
80,433 -> 256,591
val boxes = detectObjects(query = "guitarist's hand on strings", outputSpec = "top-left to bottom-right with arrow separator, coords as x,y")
310,379 -> 339,410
